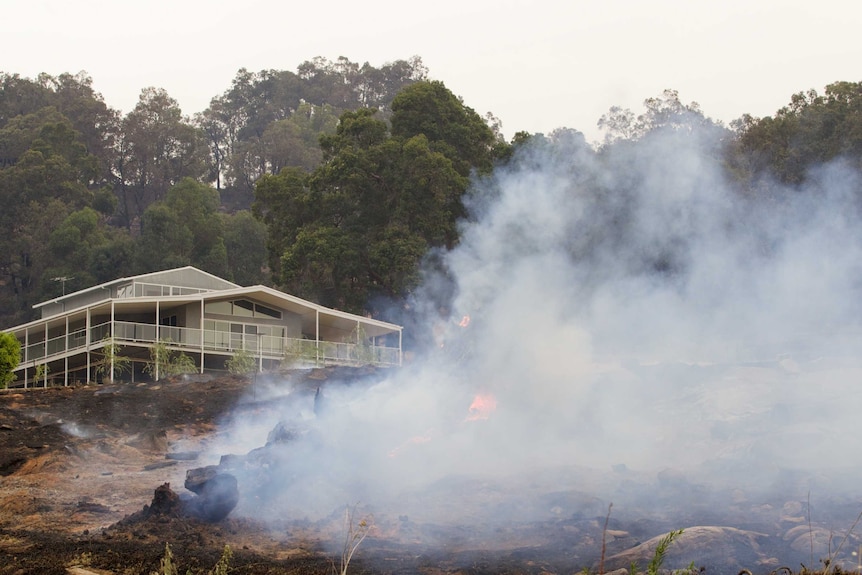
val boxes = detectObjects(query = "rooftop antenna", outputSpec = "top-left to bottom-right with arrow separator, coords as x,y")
52,276 -> 74,296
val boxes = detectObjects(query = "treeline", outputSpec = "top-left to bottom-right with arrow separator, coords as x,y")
0,57 -> 431,325
1,58 -> 861,330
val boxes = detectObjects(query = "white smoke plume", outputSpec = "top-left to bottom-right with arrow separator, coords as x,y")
208,123 -> 862,529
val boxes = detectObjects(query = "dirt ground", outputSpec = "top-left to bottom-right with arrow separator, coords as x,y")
0,369 -> 590,575
1,367 -> 857,575
0,371 -> 350,574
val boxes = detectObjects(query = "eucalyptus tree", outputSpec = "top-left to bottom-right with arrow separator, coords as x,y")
113,88 -> 207,227
255,79 -> 497,313
733,81 -> 862,185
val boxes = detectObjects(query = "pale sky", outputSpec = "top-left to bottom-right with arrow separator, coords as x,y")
3,0 -> 860,143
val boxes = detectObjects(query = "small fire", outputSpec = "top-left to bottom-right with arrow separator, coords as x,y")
458,315 -> 471,328
388,429 -> 435,458
465,393 -> 497,421
389,393 -> 497,457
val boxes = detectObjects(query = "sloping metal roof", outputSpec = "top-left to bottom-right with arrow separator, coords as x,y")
32,266 -> 240,311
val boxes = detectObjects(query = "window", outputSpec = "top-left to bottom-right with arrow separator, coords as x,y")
234,299 -> 254,317
255,304 -> 281,319
205,301 -> 232,315
204,299 -> 282,320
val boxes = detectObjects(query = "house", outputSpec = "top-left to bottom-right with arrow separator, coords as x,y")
3,267 -> 402,388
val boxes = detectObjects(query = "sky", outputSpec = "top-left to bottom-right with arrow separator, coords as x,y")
4,0 -> 861,143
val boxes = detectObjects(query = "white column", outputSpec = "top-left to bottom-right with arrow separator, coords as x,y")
199,298 -> 205,374
315,310 -> 320,364
24,329 -> 29,389
64,316 -> 69,387
110,300 -> 115,382
155,301 -> 160,381
85,308 -> 91,383
356,320 -> 361,365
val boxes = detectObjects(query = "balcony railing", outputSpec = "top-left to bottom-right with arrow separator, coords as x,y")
17,320 -> 400,368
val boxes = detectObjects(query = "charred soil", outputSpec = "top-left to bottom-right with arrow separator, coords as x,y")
0,368 -> 858,575
0,372 -> 341,574
0,369 -> 566,575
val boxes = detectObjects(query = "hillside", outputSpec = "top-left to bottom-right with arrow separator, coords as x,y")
2,366 -> 862,574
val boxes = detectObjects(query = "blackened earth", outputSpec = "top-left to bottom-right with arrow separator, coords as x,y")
0,368 -> 859,574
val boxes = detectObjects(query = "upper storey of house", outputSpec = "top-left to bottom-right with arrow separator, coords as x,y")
35,267 -> 240,319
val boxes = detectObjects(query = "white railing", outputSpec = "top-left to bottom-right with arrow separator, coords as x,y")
18,320 -> 400,368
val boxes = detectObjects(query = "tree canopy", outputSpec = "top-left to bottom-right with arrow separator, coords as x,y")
253,80 -> 501,313
1,62 -> 862,334
0,332 -> 20,388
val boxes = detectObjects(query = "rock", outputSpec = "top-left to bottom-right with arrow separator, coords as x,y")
185,465 -> 219,494
184,473 -> 239,522
166,451 -> 199,461
183,466 -> 239,522
604,526 -> 771,573
143,460 -> 177,471
266,421 -> 301,445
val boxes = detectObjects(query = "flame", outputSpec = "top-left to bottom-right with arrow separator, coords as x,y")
458,315 -> 471,328
389,393 -> 497,457
388,429 -> 435,458
465,393 -> 497,421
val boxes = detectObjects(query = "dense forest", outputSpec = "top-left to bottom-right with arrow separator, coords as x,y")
0,56 -> 860,337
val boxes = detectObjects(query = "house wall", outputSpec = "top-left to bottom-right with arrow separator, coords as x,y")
184,302 -> 202,329
40,286 -> 115,318
137,269 -> 237,291
203,309 -> 300,337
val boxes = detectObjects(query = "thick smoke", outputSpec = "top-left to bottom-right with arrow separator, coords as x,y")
206,123 -> 862,529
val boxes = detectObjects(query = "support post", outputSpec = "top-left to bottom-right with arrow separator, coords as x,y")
64,316 -> 69,387
24,328 -> 29,389
110,300 -> 115,382
200,298 -> 205,374
86,308 -> 91,384
315,310 -> 320,365
155,301 -> 160,382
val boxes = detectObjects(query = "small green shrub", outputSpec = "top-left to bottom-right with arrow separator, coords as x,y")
144,339 -> 196,380
647,529 -> 684,575
226,347 -> 255,375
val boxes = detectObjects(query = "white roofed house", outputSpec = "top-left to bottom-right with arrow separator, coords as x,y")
2,267 -> 402,388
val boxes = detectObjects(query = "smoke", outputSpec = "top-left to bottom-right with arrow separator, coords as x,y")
210,123 -> 862,531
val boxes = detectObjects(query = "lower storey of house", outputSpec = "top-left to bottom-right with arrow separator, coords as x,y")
10,336 -> 398,389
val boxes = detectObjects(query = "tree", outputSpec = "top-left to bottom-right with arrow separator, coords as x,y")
200,58 -> 427,206
136,178 -> 228,276
93,339 -> 131,383
0,332 -> 20,388
390,80 -> 500,176
258,102 -> 472,312
136,202 -> 194,271
223,210 -> 268,286
113,88 -> 207,227
252,167 -> 314,278
143,340 -> 196,381
598,89 -> 716,145
225,347 -> 255,376
733,81 -> 862,185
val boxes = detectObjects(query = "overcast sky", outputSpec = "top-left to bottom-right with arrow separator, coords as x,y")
4,0 -> 860,143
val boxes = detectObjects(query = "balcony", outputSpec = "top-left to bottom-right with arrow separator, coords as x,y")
18,320 -> 401,371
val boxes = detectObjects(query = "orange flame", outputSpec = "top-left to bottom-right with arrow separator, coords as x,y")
465,393 -> 497,421
388,429 -> 435,458
458,315 -> 471,328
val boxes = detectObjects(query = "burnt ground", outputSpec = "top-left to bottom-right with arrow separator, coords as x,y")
0,369 -> 601,575
1,367 -> 860,574
0,371 -> 334,574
